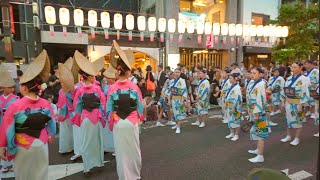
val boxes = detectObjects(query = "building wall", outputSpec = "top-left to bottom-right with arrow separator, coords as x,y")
242,0 -> 280,24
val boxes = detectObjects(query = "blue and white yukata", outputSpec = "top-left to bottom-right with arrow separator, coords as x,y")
281,74 -> 310,129
196,78 -> 210,115
247,79 -> 269,140
312,85 -> 319,126
305,68 -> 319,106
170,77 -> 188,121
225,83 -> 242,128
221,78 -> 232,121
267,76 -> 285,106
103,82 -> 115,153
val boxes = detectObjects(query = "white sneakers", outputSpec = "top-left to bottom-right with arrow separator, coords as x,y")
314,133 -> 319,137
222,119 -> 229,124
70,154 -> 81,161
248,155 -> 264,163
166,121 -> 176,126
199,122 -> 205,128
280,135 -> 291,143
175,127 -> 181,134
248,149 -> 258,155
171,125 -> 177,129
290,138 -> 300,146
225,133 -> 235,139
191,121 -> 200,126
268,121 -> 278,126
231,135 -> 239,141
156,122 -> 165,127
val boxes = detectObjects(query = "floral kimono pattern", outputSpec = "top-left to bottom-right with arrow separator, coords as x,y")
305,68 -> 319,106
247,79 -> 269,140
281,74 -> 310,128
225,84 -> 242,128
170,77 -> 188,120
221,78 -> 232,120
313,85 -> 319,125
267,76 -> 285,106
196,78 -> 210,115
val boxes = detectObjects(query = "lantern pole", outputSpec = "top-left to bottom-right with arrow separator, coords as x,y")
1,0 -> 14,63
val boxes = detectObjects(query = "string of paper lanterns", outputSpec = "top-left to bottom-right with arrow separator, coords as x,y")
44,6 -> 289,45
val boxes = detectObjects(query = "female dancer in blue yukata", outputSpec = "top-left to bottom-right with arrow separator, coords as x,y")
191,69 -> 210,128
168,68 -> 188,134
304,60 -> 319,119
267,68 -> 285,117
72,51 -> 106,175
247,68 -> 269,163
225,73 -> 242,141
280,62 -> 310,146
311,84 -> 319,137
0,66 -> 20,173
220,70 -> 232,124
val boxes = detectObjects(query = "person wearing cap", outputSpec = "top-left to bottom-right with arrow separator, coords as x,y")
106,41 -> 143,180
267,68 -> 285,119
280,62 -> 310,146
224,73 -> 242,141
102,66 -> 117,153
0,50 -> 56,179
220,70 -> 232,124
168,68 -> 188,134
304,60 -> 319,119
0,66 -> 20,173
191,69 -> 210,128
156,71 -> 176,127
247,67 -> 269,163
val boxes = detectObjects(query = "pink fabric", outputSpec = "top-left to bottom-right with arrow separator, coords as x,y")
0,93 -> 20,109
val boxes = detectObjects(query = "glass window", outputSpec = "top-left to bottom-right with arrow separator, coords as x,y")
251,13 -> 270,25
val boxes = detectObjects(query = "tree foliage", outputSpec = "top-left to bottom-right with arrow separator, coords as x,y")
271,2 -> 319,63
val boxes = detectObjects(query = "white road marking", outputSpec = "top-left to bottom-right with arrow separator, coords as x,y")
281,169 -> 313,180
1,161 -> 110,179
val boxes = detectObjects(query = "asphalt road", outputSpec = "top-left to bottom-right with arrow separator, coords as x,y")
2,108 -> 319,180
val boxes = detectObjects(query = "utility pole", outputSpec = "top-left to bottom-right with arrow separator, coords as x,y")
1,0 -> 14,62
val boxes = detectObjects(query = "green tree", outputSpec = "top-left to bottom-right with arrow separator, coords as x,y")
271,2 -> 319,64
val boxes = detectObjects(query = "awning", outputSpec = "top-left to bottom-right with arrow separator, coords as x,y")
243,46 -> 272,54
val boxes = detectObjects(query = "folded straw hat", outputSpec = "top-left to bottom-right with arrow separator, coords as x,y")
74,50 -> 99,76
64,57 -> 74,70
103,66 -> 117,79
58,63 -> 74,93
20,50 -> 51,84
0,65 -> 16,87
110,40 -> 132,70
92,56 -> 105,72
124,48 -> 134,67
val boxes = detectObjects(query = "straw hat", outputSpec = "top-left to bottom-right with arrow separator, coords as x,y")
58,63 -> 74,93
124,48 -> 134,67
91,56 -> 105,72
103,66 -> 117,79
64,57 -> 74,70
110,40 -> 132,70
74,50 -> 99,76
0,65 -> 15,87
20,50 -> 50,84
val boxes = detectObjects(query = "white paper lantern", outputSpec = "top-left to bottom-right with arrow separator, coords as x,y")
204,22 -> 212,35
256,25 -> 263,37
212,23 -> 220,35
178,20 -> 186,34
101,12 -> 110,28
235,24 -> 242,36
275,26 -> 282,37
137,16 -> 146,31
249,25 -> 257,36
281,26 -> 288,37
126,14 -> 134,30
220,23 -> 228,36
269,25 -> 276,37
45,6 -> 56,24
242,24 -> 250,36
187,20 -> 194,34
196,21 -> 204,35
138,16 -> 146,41
158,18 -> 167,32
148,17 -> 157,32
114,13 -> 123,40
168,18 -> 176,42
148,17 -> 157,41
88,10 -> 97,27
228,23 -> 236,36
263,25 -> 270,37
59,8 -> 69,26
74,9 -> 84,26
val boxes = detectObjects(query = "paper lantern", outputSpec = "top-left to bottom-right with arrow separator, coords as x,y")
137,16 -> 146,41
59,8 -> 69,37
212,23 -> 220,44
45,6 -> 56,36
249,25 -> 257,44
126,14 -> 134,41
268,25 -> 277,44
88,10 -> 97,38
263,25 -> 270,44
204,22 -> 212,35
235,24 -> 242,44
168,19 -> 176,42
187,20 -> 194,34
242,24 -> 250,44
158,18 -> 166,42
101,12 -> 110,39
256,25 -> 263,44
178,19 -> 185,43
281,26 -> 289,44
275,26 -> 282,37
196,21 -> 204,44
148,17 -> 157,42
221,23 -> 228,44
228,23 -> 236,44
74,9 -> 84,37
114,13 -> 123,40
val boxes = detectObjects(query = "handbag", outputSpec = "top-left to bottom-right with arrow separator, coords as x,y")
146,72 -> 156,92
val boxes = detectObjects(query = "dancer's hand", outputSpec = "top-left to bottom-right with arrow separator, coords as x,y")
0,148 -> 8,161
297,105 -> 302,113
